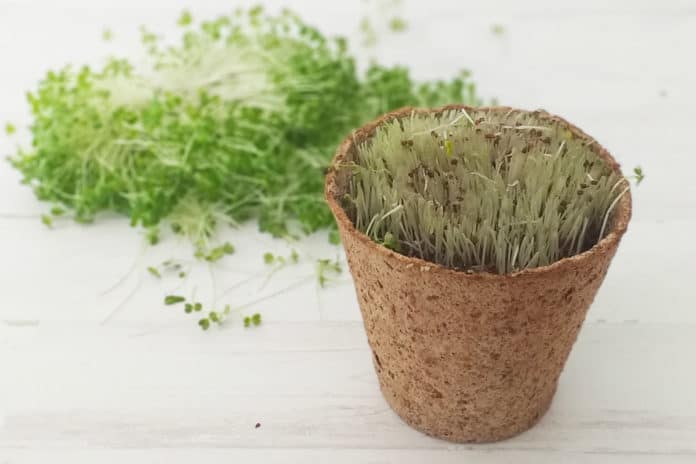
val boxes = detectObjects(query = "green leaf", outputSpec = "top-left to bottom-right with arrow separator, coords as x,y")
382,232 -> 399,251
177,10 -> 193,27
205,242 -> 235,262
491,24 -> 506,36
316,257 -> 341,287
328,229 -> 341,245
146,227 -> 160,246
388,17 -> 407,33
164,295 -> 186,305
147,266 -> 161,278
50,206 -> 65,216
633,166 -> 645,185
4,122 -> 16,135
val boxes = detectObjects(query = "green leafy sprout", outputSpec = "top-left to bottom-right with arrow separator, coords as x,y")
147,266 -> 161,278
263,249 -> 299,265
165,295 -> 258,330
164,295 -> 186,305
177,10 -> 193,27
243,313 -> 262,327
317,257 -> 342,287
491,24 -> 506,36
9,7 -> 481,248
633,166 -> 645,185
344,108 -> 632,274
388,17 -> 408,33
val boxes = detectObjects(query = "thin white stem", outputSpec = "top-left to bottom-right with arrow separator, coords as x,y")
599,186 -> 629,240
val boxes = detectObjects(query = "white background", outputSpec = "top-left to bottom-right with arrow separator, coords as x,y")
0,0 -> 695,462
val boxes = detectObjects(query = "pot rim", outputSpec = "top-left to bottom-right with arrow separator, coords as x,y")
325,104 -> 632,281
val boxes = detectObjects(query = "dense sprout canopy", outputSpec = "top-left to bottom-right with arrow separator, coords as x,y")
346,108 -> 627,274
10,7 -> 481,248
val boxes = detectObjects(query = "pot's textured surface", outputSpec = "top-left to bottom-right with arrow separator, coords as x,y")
325,105 -> 632,443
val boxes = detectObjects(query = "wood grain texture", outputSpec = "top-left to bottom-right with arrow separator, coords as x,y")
1,322 -> 696,459
0,0 -> 694,462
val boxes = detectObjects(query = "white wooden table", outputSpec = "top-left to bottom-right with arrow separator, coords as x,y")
1,1 -> 695,462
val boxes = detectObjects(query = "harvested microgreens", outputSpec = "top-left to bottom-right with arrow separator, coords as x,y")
345,109 -> 633,274
9,7 -> 481,253
6,7 -> 479,330
164,294 -> 261,330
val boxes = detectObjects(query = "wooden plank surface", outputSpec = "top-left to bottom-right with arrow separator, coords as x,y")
0,0 -> 694,462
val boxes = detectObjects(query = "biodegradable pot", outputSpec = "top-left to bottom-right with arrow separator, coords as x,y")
325,105 -> 632,443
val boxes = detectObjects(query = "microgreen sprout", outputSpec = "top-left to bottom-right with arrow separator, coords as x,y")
244,312 -> 262,327
202,242 -> 235,262
389,17 -> 408,32
381,232 -> 399,252
359,17 -> 378,47
263,249 -> 300,266
328,228 -> 341,245
316,258 -> 342,287
146,227 -> 160,246
491,24 -> 506,36
149,260 -> 188,280
50,206 -> 65,216
41,215 -> 52,228
633,166 -> 645,185
5,122 -> 16,135
147,266 -> 161,278
177,10 -> 193,27
164,295 -> 186,305
165,294 -> 259,330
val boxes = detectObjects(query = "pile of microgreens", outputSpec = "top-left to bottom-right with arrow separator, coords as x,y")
345,109 -> 640,274
3,6 -> 481,329
8,7 -> 480,254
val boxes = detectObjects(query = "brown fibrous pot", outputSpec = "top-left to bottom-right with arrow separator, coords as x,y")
325,105 -> 632,443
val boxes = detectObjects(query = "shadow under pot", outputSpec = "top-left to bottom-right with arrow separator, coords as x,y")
325,105 -> 632,443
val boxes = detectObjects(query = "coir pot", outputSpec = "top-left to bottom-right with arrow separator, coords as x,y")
324,105 -> 632,443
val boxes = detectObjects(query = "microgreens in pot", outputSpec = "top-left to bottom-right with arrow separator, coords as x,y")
345,108 -> 634,274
